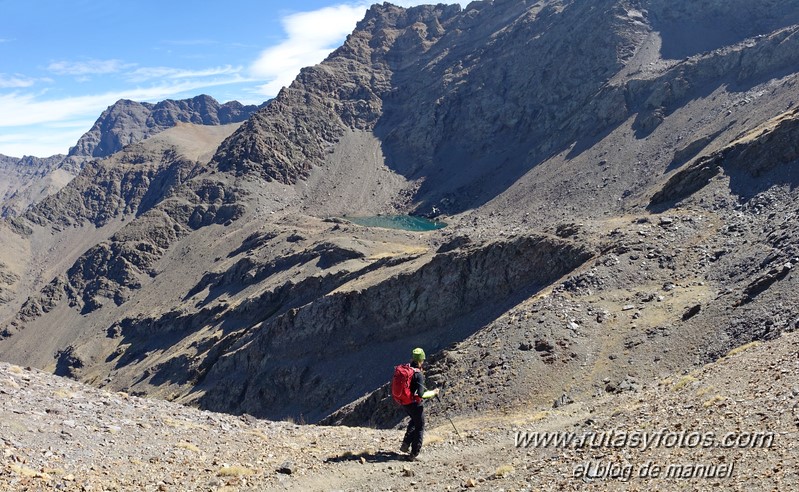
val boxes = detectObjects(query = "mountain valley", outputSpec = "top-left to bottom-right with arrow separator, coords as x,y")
2,0 -> 799,489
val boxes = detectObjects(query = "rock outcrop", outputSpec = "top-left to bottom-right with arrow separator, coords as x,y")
193,234 -> 592,421
649,107 -> 799,208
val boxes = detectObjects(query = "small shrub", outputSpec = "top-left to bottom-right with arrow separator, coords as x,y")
673,375 -> 698,390
703,394 -> 725,407
529,411 -> 550,422
246,430 -> 270,441
176,442 -> 200,453
425,434 -> 445,445
695,385 -> 713,397
10,464 -> 45,478
495,464 -> 515,477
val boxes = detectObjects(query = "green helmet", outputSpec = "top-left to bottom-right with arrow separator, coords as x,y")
412,347 -> 426,362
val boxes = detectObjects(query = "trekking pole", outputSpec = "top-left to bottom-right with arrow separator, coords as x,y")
436,393 -> 462,439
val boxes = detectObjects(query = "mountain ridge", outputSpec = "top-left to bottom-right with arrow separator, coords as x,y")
0,95 -> 260,219
69,94 -> 262,159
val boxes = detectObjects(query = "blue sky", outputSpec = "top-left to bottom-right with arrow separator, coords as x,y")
0,0 -> 463,158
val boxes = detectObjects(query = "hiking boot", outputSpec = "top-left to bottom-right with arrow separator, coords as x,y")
406,452 -> 419,462
400,442 -> 410,453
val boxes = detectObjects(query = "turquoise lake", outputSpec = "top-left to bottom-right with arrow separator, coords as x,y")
345,215 -> 447,231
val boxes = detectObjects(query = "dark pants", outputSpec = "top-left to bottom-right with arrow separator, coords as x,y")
402,402 -> 425,455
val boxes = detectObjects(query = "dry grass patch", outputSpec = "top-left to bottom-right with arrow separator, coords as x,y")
176,442 -> 201,453
725,341 -> 760,358
218,465 -> 255,477
8,364 -> 22,374
673,375 -> 698,391
329,447 -> 384,462
162,417 -> 208,431
350,447 -> 378,458
425,433 -> 445,445
695,385 -> 714,397
703,394 -> 725,407
246,430 -> 270,442
10,464 -> 48,479
494,464 -> 515,478
527,410 -> 551,423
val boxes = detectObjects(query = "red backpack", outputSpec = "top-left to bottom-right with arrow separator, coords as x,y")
391,363 -> 418,405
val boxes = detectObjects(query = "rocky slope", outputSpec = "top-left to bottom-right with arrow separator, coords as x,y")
0,0 -> 797,476
0,154 -> 72,218
2,324 -> 796,490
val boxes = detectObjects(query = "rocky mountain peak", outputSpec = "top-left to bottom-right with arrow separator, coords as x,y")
210,0 -> 647,201
0,95 -> 261,218
69,95 -> 261,159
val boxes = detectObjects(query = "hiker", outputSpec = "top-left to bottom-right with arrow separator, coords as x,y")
393,347 -> 439,461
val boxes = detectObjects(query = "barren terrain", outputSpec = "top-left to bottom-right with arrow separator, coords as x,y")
1,1 -> 799,490
2,327 -> 796,491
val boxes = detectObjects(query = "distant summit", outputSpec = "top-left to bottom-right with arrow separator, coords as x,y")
0,95 -> 262,218
69,94 -> 263,159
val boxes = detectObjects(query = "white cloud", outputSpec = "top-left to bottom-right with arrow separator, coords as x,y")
0,76 -> 255,128
127,65 -> 243,82
0,125 -> 89,157
1,1 -> 471,157
250,3 -> 370,96
0,53 -> 260,155
249,1 -> 469,97
47,59 -> 134,76
0,74 -> 36,88
0,76 -> 253,156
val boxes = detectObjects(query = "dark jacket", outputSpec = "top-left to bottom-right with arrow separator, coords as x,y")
409,368 -> 426,402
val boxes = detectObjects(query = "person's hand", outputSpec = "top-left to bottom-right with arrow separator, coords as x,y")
433,388 -> 440,396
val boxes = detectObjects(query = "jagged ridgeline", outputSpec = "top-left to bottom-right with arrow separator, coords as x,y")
0,95 -> 262,219
2,0 -> 799,428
